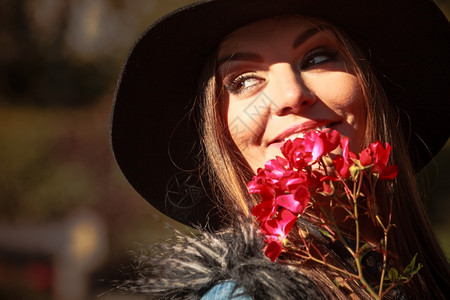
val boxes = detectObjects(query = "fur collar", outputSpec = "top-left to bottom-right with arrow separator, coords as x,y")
111,219 -> 405,299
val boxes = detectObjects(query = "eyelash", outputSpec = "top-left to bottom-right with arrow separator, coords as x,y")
223,47 -> 339,95
224,73 -> 262,95
301,47 -> 338,70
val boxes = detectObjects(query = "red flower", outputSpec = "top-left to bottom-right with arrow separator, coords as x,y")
260,209 -> 298,237
276,184 -> 310,215
251,186 -> 278,222
320,181 -> 334,195
378,164 -> 399,180
302,131 -> 323,161
248,169 -> 270,194
264,156 -> 290,178
313,129 -> 341,155
264,239 -> 284,262
360,148 -> 373,166
280,130 -> 340,169
333,155 -> 351,179
248,129 -> 399,262
260,209 -> 298,261
280,170 -> 309,193
330,136 -> 357,179
340,136 -> 357,164
281,138 -> 312,169
359,141 -> 398,180
310,170 -> 337,196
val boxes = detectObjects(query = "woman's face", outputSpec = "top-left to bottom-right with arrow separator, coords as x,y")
217,16 -> 366,172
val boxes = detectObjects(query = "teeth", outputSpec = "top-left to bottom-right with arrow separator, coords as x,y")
281,125 -> 327,143
282,132 -> 305,143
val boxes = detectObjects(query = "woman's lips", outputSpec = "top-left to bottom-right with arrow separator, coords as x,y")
266,121 -> 340,153
268,120 -> 336,145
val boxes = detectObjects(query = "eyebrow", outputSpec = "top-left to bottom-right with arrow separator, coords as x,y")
292,27 -> 321,48
216,52 -> 263,70
216,25 -> 328,70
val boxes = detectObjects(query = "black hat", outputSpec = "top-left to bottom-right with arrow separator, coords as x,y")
111,0 -> 449,229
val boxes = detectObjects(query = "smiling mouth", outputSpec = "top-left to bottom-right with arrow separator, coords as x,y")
270,122 -> 338,145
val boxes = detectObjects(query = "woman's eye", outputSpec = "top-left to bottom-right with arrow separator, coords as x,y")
301,48 -> 338,70
225,74 -> 263,94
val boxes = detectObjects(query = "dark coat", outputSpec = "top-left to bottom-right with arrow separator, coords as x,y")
113,219 -> 405,299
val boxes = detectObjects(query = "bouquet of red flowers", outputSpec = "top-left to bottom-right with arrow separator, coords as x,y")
248,129 -> 421,299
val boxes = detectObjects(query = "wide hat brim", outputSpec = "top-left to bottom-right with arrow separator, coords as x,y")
111,0 -> 449,229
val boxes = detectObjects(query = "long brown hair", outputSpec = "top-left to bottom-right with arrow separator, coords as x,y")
197,16 -> 449,299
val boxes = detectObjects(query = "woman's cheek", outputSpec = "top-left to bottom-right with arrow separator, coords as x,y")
226,94 -> 271,148
227,103 -> 256,150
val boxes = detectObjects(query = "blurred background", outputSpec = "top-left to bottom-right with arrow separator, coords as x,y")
0,0 -> 448,299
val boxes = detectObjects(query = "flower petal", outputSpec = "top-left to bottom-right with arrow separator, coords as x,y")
265,240 -> 283,262
252,200 -> 278,222
379,164 -> 398,180
360,148 -> 373,166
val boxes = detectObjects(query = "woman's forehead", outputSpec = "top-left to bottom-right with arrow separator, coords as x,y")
217,15 -> 329,58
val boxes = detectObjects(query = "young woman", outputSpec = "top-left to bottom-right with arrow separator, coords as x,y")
111,0 -> 449,298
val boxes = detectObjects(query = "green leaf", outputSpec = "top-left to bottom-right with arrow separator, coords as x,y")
349,164 -> 359,181
404,253 -> 418,277
388,267 -> 399,282
318,228 -> 333,239
358,243 -> 372,257
411,263 -> 423,277
333,278 -> 341,287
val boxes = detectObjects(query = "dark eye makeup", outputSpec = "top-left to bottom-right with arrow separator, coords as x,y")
301,47 -> 338,70
222,46 -> 339,95
224,73 -> 263,95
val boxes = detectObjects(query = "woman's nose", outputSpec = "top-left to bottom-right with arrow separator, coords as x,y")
270,64 -> 315,116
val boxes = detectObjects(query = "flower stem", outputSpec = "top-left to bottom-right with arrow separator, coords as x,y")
292,249 -> 358,278
377,195 -> 393,297
352,171 -> 379,299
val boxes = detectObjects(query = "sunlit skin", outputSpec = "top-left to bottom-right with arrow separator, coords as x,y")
217,16 -> 366,173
